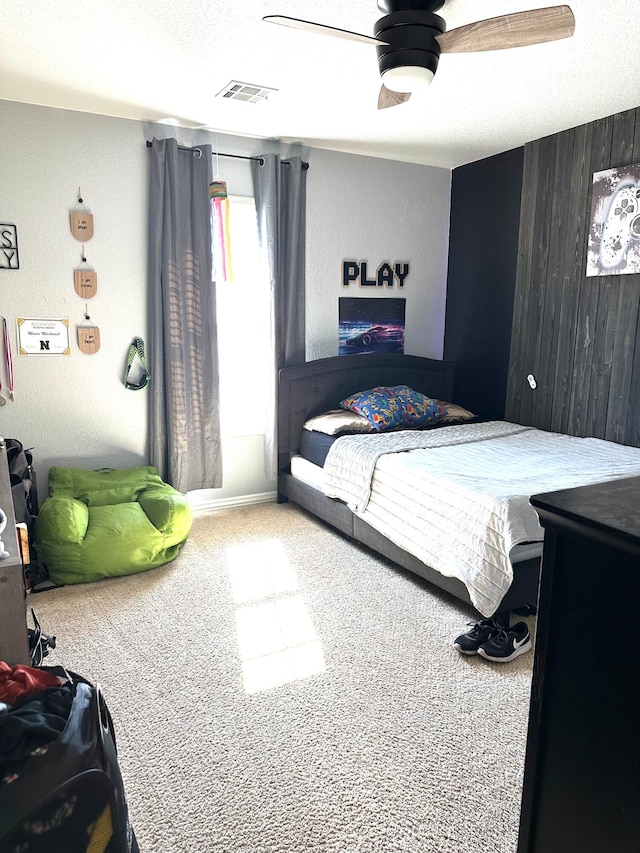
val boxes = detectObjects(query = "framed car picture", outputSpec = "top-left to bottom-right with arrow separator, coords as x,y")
339,297 -> 405,356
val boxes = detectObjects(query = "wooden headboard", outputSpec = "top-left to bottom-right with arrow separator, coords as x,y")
278,353 -> 455,472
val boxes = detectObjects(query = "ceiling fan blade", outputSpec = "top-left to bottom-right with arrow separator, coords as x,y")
263,15 -> 388,46
378,86 -> 411,110
436,5 -> 575,53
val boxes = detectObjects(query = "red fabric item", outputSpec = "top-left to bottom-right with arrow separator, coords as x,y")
0,662 -> 61,705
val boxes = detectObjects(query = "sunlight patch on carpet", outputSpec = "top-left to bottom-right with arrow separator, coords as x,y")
228,540 -> 326,693
227,539 -> 299,604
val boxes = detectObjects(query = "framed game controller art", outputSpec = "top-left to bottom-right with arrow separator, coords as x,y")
586,163 -> 640,277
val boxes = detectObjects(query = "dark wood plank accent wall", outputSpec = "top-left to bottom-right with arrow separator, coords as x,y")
506,106 -> 640,446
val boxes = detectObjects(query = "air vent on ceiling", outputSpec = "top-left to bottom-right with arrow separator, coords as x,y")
216,81 -> 278,103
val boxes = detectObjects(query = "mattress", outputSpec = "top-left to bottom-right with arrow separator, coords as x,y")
299,417 -> 476,469
291,454 -> 325,490
299,428 -> 340,468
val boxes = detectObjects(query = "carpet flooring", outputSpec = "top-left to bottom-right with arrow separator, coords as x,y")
31,502 -> 535,853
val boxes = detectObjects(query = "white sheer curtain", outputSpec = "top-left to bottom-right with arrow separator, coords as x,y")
251,154 -> 307,479
148,137 -> 222,492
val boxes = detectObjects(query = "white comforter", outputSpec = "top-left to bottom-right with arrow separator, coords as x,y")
323,422 -> 640,616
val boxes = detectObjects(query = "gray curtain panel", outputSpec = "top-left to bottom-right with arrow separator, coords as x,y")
252,153 -> 307,478
148,137 -> 222,492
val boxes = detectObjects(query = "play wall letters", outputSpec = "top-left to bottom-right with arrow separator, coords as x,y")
342,260 -> 409,287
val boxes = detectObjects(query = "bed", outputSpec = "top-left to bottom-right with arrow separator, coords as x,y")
277,353 -> 640,618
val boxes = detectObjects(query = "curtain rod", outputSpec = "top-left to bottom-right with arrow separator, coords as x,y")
145,140 -> 308,169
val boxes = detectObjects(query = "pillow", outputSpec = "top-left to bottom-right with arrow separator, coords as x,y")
303,409 -> 374,436
340,385 -> 446,432
339,386 -> 405,431
435,400 -> 477,424
392,385 -> 447,428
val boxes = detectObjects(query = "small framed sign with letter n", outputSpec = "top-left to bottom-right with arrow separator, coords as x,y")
17,318 -> 71,355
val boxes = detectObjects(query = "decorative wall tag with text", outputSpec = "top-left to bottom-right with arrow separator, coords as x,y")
77,326 -> 100,354
70,211 -> 94,241
74,269 -> 98,298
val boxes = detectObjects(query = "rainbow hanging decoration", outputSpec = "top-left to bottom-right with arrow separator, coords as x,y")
210,179 -> 233,282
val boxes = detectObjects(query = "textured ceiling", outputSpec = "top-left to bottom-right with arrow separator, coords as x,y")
2,0 -> 639,168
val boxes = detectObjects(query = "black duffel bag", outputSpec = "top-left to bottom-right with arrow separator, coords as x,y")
0,668 -> 138,853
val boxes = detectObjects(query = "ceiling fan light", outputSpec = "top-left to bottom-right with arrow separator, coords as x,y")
381,65 -> 434,93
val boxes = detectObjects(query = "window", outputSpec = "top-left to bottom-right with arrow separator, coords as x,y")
215,196 -> 271,437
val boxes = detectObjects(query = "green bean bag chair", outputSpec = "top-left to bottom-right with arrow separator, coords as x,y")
34,465 -> 193,585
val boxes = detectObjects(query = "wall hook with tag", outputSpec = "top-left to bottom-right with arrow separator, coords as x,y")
77,325 -> 100,354
77,303 -> 100,354
70,188 -> 94,241
74,251 -> 98,298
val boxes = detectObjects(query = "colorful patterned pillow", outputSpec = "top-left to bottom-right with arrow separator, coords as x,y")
339,386 -> 406,431
391,385 -> 447,428
340,385 -> 446,431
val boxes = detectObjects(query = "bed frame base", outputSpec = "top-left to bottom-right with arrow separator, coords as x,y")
279,473 -> 540,618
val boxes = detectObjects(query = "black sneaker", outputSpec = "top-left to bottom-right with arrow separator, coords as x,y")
477,622 -> 532,663
453,617 -> 501,655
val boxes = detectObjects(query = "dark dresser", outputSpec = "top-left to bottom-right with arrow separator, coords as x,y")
517,476 -> 640,853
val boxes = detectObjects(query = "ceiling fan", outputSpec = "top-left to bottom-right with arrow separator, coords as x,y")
263,1 -> 575,109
